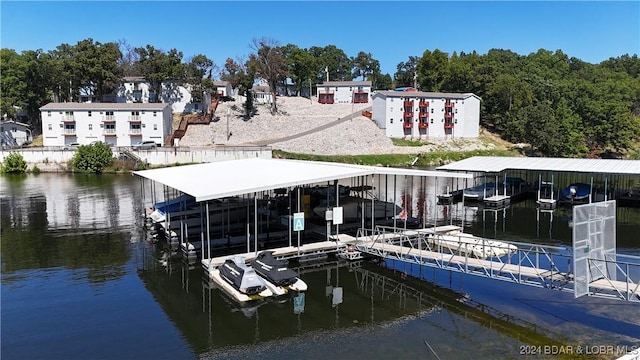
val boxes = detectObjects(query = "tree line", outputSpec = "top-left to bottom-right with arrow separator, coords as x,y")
1,37 -> 638,158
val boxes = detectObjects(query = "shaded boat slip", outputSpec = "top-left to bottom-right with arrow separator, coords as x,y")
559,183 -> 592,204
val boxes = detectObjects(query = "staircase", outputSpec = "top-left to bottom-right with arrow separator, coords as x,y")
166,98 -> 219,147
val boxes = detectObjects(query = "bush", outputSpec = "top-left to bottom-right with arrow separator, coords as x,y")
1,151 -> 28,173
31,165 -> 41,174
71,142 -> 114,173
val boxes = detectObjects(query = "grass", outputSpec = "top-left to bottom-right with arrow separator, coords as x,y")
391,138 -> 431,147
273,148 -> 519,167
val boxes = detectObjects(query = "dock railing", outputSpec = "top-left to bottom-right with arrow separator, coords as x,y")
354,225 -> 639,301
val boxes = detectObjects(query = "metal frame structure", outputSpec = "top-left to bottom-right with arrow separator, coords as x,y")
352,225 -> 639,302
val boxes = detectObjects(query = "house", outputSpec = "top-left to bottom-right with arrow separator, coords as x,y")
116,76 -> 212,114
212,81 -> 233,98
316,81 -> 372,104
371,91 -> 481,139
0,119 -> 32,148
39,102 -> 172,147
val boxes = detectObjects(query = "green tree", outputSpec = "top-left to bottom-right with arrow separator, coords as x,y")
73,38 -> 123,101
351,51 -> 381,86
0,49 -> 27,120
71,142 -> 113,173
281,44 -> 316,96
185,54 -> 215,106
1,152 -> 27,173
394,56 -> 419,88
134,45 -> 184,102
417,49 -> 450,91
309,45 -> 352,82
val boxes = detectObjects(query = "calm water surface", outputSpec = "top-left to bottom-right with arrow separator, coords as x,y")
2,173 -> 639,360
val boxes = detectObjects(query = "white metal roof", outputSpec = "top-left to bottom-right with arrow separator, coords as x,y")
134,158 -> 472,202
436,156 -> 640,175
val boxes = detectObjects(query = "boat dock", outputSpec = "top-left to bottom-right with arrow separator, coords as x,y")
135,157 -> 640,303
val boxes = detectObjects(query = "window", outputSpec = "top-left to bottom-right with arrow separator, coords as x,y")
153,124 -> 157,131
431,108 -> 434,113
390,118 -> 393,124
88,111 -> 92,117
88,124 -> 93,130
131,111 -> 140,116
48,111 -> 51,117
106,111 -> 114,116
153,111 -> 157,117
48,124 -> 52,130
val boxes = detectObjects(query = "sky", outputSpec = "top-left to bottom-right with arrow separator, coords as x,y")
1,1 -> 639,77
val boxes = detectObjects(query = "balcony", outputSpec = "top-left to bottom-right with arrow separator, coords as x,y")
403,121 -> 413,129
102,115 -> 116,122
318,94 -> 334,104
353,93 -> 368,103
62,129 -> 76,136
419,120 -> 428,129
61,116 -> 75,123
444,122 -> 454,129
129,128 -> 142,136
103,128 -> 117,136
128,115 -> 141,122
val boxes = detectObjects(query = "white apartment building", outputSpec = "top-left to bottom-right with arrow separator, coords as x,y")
316,81 -> 372,104
117,76 -> 212,114
40,103 -> 172,147
371,91 -> 481,139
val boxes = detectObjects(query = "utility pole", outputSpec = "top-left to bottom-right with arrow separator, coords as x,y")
226,108 -> 230,141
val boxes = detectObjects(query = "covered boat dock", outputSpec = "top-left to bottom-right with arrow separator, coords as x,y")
436,156 -> 640,208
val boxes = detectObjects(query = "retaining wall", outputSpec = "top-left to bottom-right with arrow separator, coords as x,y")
0,146 -> 272,171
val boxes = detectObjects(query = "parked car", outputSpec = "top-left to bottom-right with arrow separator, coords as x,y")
132,140 -> 158,150
63,142 -> 80,150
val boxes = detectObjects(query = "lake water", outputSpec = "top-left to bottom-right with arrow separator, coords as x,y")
2,173 -> 639,360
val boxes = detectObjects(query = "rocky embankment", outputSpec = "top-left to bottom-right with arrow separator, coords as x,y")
179,96 -> 496,156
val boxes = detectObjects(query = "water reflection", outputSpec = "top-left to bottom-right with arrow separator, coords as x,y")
0,173 -> 145,282
136,251 -> 577,359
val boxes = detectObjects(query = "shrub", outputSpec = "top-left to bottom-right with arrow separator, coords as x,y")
71,142 -> 114,173
31,165 -> 41,174
1,151 -> 28,173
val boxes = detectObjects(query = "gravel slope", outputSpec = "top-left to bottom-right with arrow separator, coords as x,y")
179,96 -> 494,155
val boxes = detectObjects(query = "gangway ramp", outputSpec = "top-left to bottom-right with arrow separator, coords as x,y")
350,225 -> 640,302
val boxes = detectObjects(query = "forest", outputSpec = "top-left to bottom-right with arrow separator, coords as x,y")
1,37 -> 638,158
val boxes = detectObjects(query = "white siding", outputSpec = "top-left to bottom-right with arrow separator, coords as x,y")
41,105 -> 172,147
371,92 -> 480,139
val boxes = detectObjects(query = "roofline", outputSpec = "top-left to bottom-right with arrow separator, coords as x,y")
133,158 -> 472,202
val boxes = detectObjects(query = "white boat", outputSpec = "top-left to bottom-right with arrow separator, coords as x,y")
312,196 -> 401,222
426,230 -> 517,258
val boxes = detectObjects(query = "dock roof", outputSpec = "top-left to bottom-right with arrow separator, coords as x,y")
134,158 -> 472,202
436,156 -> 640,176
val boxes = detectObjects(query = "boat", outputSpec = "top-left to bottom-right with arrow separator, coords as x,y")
217,256 -> 272,300
426,230 -> 518,258
312,196 -> 402,222
463,182 -> 496,201
146,194 -> 197,223
250,251 -> 308,295
560,183 -> 591,204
